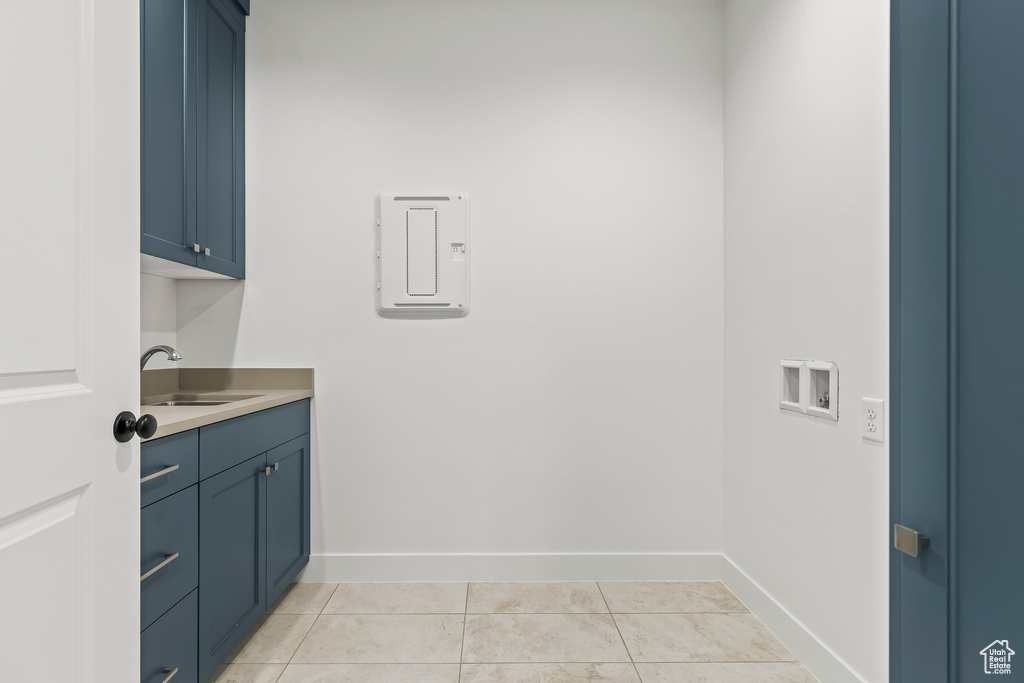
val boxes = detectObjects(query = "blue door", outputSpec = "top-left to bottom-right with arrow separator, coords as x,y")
955,1 -> 1024,678
892,1 -> 1024,680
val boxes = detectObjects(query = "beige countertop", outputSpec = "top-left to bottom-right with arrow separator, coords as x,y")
141,368 -> 314,440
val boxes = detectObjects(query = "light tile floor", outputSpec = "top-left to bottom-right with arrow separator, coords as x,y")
211,582 -> 819,683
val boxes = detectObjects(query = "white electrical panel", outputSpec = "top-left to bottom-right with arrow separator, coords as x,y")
375,193 -> 470,319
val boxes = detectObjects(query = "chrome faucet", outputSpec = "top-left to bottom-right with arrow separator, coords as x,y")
140,345 -> 183,372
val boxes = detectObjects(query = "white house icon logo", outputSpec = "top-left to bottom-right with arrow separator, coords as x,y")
980,640 -> 1014,675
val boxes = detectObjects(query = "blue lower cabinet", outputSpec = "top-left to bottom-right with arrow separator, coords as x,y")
141,400 -> 311,683
266,434 -> 311,606
141,589 -> 198,683
198,452 -> 267,682
141,485 -> 199,631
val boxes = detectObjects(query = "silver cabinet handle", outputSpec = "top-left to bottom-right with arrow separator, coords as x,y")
204,247 -> 211,256
162,667 -> 179,683
140,464 -> 179,484
273,462 -> 279,471
894,524 -> 930,557
263,466 -> 272,476
192,243 -> 200,252
140,552 -> 179,582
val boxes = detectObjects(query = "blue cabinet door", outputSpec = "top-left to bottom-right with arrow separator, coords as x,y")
196,0 -> 245,278
198,452 -> 266,682
140,0 -> 198,266
266,435 -> 311,607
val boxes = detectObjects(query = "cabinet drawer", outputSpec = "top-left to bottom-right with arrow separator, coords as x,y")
142,485 -> 199,631
200,399 -> 309,479
142,589 -> 198,683
142,429 -> 199,508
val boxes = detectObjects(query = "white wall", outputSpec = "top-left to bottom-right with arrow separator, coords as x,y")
723,2 -> 889,682
140,273 -> 178,369
177,0 -> 726,570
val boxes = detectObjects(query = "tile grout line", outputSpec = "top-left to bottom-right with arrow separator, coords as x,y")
458,582 -> 470,683
286,610 -> 749,615
276,583 -> 342,681
597,582 -> 644,683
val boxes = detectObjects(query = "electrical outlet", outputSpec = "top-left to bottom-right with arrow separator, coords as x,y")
862,398 -> 885,443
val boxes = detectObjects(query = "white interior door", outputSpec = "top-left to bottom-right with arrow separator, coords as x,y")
0,1 -> 140,681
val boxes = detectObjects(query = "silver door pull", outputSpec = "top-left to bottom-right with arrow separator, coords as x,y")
264,466 -> 272,476
192,243 -> 200,252
204,247 -> 211,256
162,667 -> 179,683
140,464 -> 179,484
274,462 -> 279,470
140,552 -> 180,582
894,524 -> 930,557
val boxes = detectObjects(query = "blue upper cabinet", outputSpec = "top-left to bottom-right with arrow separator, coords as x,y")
141,0 -> 245,279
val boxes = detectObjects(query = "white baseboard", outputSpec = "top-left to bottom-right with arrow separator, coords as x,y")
722,556 -> 868,683
299,552 -> 723,583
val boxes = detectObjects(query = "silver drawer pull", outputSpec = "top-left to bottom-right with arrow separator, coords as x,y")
140,552 -> 180,582
274,462 -> 279,471
162,667 -> 179,683
140,464 -> 179,484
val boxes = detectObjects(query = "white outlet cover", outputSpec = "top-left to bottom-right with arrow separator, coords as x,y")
862,397 -> 885,443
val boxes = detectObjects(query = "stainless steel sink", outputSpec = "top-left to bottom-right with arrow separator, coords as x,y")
143,393 -> 263,407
